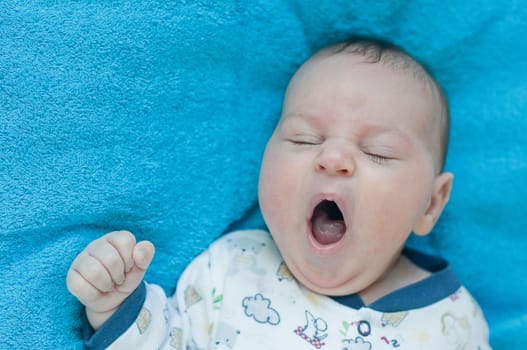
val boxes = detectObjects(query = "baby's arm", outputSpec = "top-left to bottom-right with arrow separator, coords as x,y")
66,231 -> 155,330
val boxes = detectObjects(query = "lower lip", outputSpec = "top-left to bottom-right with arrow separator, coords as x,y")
306,220 -> 346,256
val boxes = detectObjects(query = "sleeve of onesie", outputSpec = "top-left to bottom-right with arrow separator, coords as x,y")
83,244 -> 222,350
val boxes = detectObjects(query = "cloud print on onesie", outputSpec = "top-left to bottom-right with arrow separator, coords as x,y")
242,293 -> 281,325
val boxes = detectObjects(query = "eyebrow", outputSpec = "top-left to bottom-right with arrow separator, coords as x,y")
281,113 -> 413,145
361,123 -> 411,139
280,113 -> 322,127
360,124 -> 415,151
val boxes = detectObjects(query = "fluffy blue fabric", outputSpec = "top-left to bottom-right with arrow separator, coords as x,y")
1,1 -> 525,348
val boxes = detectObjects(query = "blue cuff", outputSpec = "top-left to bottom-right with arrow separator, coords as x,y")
83,282 -> 147,350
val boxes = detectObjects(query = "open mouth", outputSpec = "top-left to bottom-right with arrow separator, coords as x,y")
310,200 -> 347,245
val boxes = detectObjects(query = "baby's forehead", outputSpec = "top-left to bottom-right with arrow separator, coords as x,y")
290,49 -> 448,171
312,46 -> 435,91
299,50 -> 442,116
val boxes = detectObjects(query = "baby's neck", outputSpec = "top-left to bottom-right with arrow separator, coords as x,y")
358,254 -> 431,306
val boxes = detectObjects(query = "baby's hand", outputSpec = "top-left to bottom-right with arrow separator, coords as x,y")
66,231 -> 155,330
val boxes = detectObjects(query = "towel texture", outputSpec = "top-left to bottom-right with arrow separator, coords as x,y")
1,1 -> 525,348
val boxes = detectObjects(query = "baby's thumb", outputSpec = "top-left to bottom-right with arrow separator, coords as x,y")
116,241 -> 154,294
133,240 -> 155,271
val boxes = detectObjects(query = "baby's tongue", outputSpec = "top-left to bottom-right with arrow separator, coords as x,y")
311,210 -> 346,245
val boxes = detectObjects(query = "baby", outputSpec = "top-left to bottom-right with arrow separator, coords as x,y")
67,38 -> 490,349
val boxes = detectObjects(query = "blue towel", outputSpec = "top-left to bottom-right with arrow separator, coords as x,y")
1,1 -> 525,348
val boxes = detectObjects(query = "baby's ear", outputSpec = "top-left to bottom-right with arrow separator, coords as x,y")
413,172 -> 454,236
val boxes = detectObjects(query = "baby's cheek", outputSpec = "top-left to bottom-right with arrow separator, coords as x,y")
260,168 -> 294,225
259,177 -> 286,223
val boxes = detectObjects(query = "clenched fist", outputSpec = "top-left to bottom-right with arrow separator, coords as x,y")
66,231 -> 155,330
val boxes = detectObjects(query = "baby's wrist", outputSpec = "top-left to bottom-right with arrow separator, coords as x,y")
86,306 -> 120,331
82,283 -> 147,349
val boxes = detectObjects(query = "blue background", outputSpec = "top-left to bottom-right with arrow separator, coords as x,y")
1,1 -> 526,348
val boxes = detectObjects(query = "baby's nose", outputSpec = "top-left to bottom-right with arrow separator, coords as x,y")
315,142 -> 355,176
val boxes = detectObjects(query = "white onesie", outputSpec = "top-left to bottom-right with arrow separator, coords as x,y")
83,230 -> 490,349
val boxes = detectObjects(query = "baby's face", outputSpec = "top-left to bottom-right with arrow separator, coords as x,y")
258,52 -> 444,296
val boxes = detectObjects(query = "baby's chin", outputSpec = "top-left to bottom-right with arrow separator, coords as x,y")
290,263 -> 365,297
302,279 -> 362,298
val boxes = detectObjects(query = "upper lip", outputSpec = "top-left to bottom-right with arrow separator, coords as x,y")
309,193 -> 348,225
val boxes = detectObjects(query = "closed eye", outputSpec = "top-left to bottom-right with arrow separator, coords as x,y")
286,136 -> 322,146
364,152 -> 391,164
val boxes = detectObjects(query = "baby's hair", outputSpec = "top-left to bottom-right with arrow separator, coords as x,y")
318,36 -> 450,172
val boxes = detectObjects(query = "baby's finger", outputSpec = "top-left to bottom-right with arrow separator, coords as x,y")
115,241 -> 155,294
72,252 -> 115,293
66,267 -> 106,306
133,240 -> 155,270
86,239 -> 126,285
104,231 -> 137,273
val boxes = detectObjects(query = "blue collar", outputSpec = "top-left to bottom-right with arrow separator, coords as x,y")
331,247 -> 461,312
